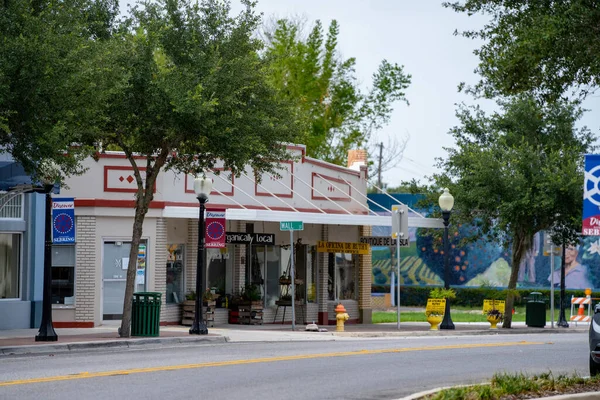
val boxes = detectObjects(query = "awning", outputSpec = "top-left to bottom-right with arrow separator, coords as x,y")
162,206 -> 444,228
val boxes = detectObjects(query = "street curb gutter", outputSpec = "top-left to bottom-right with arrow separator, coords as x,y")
0,335 -> 228,356
399,385 -> 600,400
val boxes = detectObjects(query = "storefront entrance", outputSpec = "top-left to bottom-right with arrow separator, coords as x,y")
102,240 -> 147,319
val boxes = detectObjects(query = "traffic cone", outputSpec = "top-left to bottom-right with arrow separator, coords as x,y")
578,303 -> 585,317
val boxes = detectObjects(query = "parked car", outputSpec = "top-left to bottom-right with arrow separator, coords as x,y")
589,304 -> 600,375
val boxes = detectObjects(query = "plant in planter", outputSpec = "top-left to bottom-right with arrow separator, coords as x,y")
241,283 -> 262,305
486,308 -> 504,329
425,288 -> 455,330
202,288 -> 215,306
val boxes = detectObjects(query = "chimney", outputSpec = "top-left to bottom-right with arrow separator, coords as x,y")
347,149 -> 367,171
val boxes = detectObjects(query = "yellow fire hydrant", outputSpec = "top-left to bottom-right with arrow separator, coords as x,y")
335,303 -> 349,332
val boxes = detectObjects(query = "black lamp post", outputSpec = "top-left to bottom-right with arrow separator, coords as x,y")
35,183 -> 58,341
557,241 -> 569,328
189,176 -> 212,335
439,188 -> 455,330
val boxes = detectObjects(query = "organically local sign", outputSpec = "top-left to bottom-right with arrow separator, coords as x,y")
482,299 -> 505,314
426,298 -> 446,315
316,241 -> 369,255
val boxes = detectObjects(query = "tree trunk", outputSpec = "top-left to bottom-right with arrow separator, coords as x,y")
502,230 -> 531,328
118,150 -> 168,337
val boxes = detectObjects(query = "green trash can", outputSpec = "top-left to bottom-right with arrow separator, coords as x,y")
131,292 -> 162,337
526,291 -> 546,328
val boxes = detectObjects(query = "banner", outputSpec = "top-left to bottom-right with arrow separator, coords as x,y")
205,209 -> 226,248
52,198 -> 75,243
583,154 -> 600,235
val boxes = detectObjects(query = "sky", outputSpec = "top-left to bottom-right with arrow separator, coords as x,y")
235,0 -> 600,188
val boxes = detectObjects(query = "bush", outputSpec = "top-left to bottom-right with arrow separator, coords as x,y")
372,285 -> 589,307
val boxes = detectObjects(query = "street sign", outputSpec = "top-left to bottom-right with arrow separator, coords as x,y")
280,221 -> 303,231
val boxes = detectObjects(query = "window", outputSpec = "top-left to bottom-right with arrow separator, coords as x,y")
0,233 -> 20,299
51,245 -> 75,304
166,244 -> 185,304
328,252 -> 357,301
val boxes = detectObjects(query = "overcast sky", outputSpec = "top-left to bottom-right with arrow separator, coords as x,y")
238,0 -> 600,188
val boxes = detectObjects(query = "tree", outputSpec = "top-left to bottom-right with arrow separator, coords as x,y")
434,95 -> 594,328
262,18 -> 411,170
444,0 -> 600,101
81,0 -> 303,337
0,0 -> 118,180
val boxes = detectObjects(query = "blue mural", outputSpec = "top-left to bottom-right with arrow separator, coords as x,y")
369,193 -> 598,290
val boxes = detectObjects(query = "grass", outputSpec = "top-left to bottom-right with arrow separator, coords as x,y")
424,372 -> 600,399
372,307 -> 573,324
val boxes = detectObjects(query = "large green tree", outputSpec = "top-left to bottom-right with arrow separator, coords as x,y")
444,0 -> 600,101
0,0 -> 118,179
262,18 -> 411,169
82,0 -> 303,337
435,95 -> 594,328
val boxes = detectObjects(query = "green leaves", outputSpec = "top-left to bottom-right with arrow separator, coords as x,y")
263,18 -> 411,166
445,0 -> 600,101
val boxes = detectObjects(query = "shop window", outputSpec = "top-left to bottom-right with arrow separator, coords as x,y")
206,247 -> 231,296
0,233 -> 20,299
265,246 -> 283,307
166,244 -> 184,304
51,245 -> 75,304
328,252 -> 357,301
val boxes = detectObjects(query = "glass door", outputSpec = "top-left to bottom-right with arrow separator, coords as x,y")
102,240 -> 147,319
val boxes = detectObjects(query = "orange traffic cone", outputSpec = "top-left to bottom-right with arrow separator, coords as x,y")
578,303 -> 585,317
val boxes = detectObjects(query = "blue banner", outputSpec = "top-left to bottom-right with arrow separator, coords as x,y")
583,155 -> 600,235
52,198 -> 75,243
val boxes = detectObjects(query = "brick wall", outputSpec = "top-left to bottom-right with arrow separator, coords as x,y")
154,218 -> 174,322
318,225 -> 328,313
359,225 -> 372,311
75,216 -> 96,322
185,219 -> 198,296
233,221 -> 246,295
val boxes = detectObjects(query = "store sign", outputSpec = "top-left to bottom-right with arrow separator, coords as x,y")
205,209 -> 226,248
359,236 -> 410,247
426,299 -> 446,315
316,240 -> 369,255
52,198 -> 75,243
225,232 -> 275,245
482,299 -> 505,314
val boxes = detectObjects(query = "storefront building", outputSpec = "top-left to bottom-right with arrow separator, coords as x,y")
53,145 -> 389,328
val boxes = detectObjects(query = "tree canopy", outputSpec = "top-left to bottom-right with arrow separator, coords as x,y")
435,95 -> 594,327
262,18 -> 411,168
0,0 -> 118,181
81,0 -> 303,336
444,0 -> 600,101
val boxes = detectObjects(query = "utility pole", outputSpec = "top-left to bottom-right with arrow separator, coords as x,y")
377,142 -> 383,188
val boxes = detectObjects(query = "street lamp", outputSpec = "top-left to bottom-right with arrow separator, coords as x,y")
36,163 -> 59,341
438,188 -> 455,330
189,176 -> 212,335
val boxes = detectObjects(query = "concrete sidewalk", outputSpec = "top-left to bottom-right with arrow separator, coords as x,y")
0,319 -> 590,356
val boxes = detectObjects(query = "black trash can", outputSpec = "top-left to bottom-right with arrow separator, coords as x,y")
526,291 -> 546,328
131,292 -> 162,337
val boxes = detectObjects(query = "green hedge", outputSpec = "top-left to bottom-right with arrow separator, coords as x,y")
373,285 -> 591,308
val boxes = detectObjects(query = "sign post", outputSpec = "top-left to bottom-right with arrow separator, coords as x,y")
391,204 -> 408,330
280,221 -> 304,331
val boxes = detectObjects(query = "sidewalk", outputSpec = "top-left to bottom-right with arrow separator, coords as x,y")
0,320 -> 590,356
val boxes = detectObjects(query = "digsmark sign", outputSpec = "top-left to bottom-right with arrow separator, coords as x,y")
359,236 -> 409,247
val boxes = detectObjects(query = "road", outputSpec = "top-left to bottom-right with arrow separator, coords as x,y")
0,333 -> 590,400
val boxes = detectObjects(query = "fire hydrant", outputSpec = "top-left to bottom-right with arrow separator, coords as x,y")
335,303 -> 349,332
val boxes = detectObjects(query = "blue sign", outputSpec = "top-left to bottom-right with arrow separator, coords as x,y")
52,198 -> 75,243
583,155 -> 600,235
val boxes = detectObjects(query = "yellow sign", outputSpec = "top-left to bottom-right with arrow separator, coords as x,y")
316,241 -> 370,255
426,298 -> 446,315
482,299 -> 505,314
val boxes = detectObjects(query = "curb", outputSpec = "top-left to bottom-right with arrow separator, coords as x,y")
0,335 -> 228,356
334,328 -> 588,338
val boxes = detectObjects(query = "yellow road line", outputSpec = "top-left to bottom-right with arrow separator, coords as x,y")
0,341 -> 544,387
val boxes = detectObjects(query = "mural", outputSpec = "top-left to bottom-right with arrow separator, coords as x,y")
369,194 -> 600,290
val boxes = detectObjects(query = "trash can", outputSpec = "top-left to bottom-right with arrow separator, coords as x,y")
131,292 -> 162,337
526,291 -> 546,328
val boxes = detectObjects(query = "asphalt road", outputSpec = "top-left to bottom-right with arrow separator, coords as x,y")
0,333 -> 590,400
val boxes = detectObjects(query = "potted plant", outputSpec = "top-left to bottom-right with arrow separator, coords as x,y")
425,288 -> 456,330
240,283 -> 262,307
202,288 -> 216,307
276,293 -> 292,306
486,307 -> 503,329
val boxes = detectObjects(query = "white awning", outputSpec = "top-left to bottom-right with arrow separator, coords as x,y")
162,206 -> 444,228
